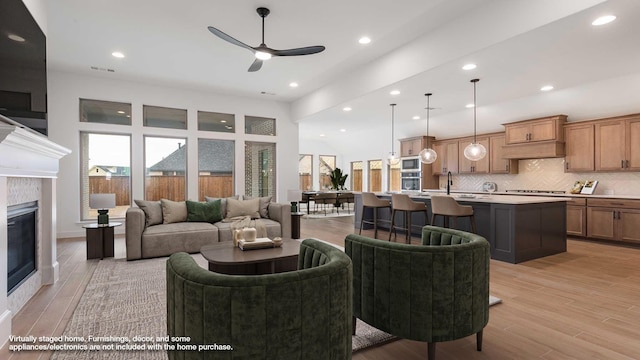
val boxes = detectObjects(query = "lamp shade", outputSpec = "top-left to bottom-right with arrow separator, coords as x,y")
89,193 -> 116,209
287,189 -> 303,202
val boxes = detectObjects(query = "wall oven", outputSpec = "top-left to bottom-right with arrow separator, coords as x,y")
401,157 -> 421,172
401,171 -> 421,191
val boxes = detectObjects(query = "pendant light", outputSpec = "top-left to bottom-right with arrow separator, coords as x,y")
463,78 -> 487,161
386,103 -> 400,165
418,93 -> 437,164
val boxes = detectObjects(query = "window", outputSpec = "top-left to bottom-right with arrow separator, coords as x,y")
198,139 -> 234,200
245,142 -> 276,197
319,155 -> 336,190
198,111 -> 235,133
299,154 -> 312,190
145,136 -> 187,201
80,132 -> 131,220
350,161 -> 363,192
388,161 -> 401,191
368,160 -> 382,192
245,115 -> 275,136
80,99 -> 131,125
143,105 -> 187,129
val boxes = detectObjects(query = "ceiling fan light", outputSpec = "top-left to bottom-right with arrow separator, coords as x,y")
255,51 -> 272,60
419,148 -> 437,164
464,142 -> 486,161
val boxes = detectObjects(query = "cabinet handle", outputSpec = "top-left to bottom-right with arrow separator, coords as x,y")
565,162 -> 569,170
610,202 -> 624,206
613,211 -> 616,220
622,160 -> 625,169
506,164 -> 509,171
626,160 -> 630,168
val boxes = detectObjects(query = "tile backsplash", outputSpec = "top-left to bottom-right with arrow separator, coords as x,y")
442,158 -> 640,195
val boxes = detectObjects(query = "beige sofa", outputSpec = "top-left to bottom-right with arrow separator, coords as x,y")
125,197 -> 291,260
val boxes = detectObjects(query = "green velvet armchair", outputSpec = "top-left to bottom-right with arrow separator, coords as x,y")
166,238 -> 352,360
345,225 -> 490,360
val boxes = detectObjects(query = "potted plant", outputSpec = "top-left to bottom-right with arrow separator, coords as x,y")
329,168 -> 348,191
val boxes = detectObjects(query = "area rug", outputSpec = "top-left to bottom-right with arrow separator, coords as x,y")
51,256 -> 399,359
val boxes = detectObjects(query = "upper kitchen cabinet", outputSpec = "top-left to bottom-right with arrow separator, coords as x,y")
564,123 -> 595,172
504,115 -> 566,144
400,137 -> 423,157
501,115 -> 567,159
594,114 -> 640,171
458,136 -> 489,174
431,140 -> 459,175
489,134 -> 518,174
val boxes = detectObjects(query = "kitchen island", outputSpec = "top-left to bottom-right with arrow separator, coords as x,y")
355,192 -> 569,263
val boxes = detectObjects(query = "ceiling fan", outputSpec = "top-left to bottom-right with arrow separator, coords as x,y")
207,7 -> 325,72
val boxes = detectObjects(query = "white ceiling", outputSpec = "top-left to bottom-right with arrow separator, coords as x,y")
48,0 -> 640,154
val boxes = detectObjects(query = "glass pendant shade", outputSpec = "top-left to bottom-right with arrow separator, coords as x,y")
387,152 -> 400,165
463,142 -> 487,161
419,148 -> 437,164
464,79 -> 486,161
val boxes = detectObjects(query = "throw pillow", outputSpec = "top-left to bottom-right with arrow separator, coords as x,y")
186,200 -> 222,223
160,199 -> 188,224
134,200 -> 163,227
205,195 -> 239,217
243,195 -> 272,218
225,198 -> 260,219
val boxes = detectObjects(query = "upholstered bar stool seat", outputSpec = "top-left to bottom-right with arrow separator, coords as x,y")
389,193 -> 429,243
430,195 -> 477,233
359,192 -> 391,239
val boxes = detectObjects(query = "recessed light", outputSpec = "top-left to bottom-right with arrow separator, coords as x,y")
412,116 -> 420,120
466,103 -> 475,108
117,110 -> 125,114
8,34 -> 25,42
390,90 -> 400,95
289,82 -> 299,88
358,36 -> 371,44
112,51 -> 125,58
340,128 -> 346,132
319,134 -> 326,137
462,63 -> 477,70
220,120 -> 227,123
540,85 -> 554,92
343,107 -> 352,112
592,15 -> 616,26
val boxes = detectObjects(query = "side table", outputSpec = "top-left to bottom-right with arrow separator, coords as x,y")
291,212 -> 304,239
83,222 -> 122,259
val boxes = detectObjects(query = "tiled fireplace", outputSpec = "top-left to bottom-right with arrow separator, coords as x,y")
0,120 -> 70,347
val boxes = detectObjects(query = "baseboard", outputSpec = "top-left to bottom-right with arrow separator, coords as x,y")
0,309 -> 12,348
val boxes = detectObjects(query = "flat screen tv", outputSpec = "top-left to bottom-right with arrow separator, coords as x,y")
0,0 -> 47,136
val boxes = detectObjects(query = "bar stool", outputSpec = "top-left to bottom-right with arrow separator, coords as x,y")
430,195 -> 477,233
359,192 -> 391,239
389,194 -> 429,243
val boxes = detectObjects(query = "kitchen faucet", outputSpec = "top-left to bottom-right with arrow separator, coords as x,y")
446,171 -> 453,195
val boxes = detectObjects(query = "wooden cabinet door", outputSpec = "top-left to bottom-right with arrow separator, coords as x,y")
587,207 -> 616,239
458,139 -> 473,173
530,119 -> 556,142
401,138 -> 423,157
595,120 -> 626,171
445,141 -> 459,174
626,118 -> 640,171
490,134 -> 517,174
505,123 -> 531,144
472,137 -> 490,173
400,141 -> 412,157
431,142 -> 445,175
564,124 -> 594,172
618,209 -> 640,243
566,206 -> 586,236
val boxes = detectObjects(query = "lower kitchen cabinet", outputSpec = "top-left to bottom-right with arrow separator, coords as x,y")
586,198 -> 640,243
566,198 -> 586,237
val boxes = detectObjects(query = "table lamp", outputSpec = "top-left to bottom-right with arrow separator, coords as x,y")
89,193 -> 116,226
287,189 -> 303,213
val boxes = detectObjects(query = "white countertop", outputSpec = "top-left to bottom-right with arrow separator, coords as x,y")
419,189 -> 640,200
376,192 -> 570,205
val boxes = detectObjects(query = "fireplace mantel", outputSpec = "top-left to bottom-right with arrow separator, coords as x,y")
0,119 -> 71,347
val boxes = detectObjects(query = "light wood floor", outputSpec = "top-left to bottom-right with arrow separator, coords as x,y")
3,216 -> 640,359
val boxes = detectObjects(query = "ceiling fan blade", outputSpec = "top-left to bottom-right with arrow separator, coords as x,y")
271,46 -> 325,56
207,26 -> 255,53
248,58 -> 263,72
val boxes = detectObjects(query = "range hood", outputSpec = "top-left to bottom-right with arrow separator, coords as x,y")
501,140 -> 565,159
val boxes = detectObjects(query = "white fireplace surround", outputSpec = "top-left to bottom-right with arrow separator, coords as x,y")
0,120 -> 71,347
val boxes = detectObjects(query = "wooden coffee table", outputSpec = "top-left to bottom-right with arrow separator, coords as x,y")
200,239 -> 300,275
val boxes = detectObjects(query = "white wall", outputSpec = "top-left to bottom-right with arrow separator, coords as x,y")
48,71 -> 299,238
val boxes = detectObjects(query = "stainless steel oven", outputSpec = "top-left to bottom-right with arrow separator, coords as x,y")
401,157 -> 421,172
401,171 -> 421,191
